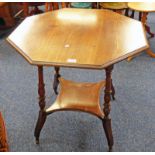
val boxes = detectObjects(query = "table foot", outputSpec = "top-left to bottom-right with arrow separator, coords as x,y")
34,110 -> 47,144
109,146 -> 113,152
53,67 -> 61,95
35,138 -> 39,144
102,118 -> 114,152
145,25 -> 155,39
141,12 -> 154,39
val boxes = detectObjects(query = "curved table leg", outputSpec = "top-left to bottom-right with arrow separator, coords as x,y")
102,65 -> 114,151
53,67 -> 61,95
141,12 -> 155,58
34,66 -> 47,144
142,12 -> 154,38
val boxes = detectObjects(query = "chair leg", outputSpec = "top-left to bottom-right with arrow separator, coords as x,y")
130,10 -> 135,18
139,12 -> 142,21
145,25 -> 155,38
102,118 -> 114,151
124,8 -> 129,16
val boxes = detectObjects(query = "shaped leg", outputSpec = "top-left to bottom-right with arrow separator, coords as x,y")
34,66 -> 47,144
53,67 -> 61,95
34,110 -> 46,144
102,118 -> 114,151
103,65 -> 114,151
145,25 -> 154,38
147,48 -> 155,58
142,12 -> 154,39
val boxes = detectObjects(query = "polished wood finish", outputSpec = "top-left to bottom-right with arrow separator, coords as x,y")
128,2 -> 155,12
99,2 -> 127,10
34,66 -> 47,144
7,8 -> 148,69
46,78 -> 105,118
128,2 -> 155,58
99,2 -> 128,14
7,8 -> 149,151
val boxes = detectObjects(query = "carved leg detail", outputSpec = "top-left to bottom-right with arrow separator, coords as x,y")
102,118 -> 114,152
53,67 -> 61,95
103,65 -> 114,151
34,66 -> 47,144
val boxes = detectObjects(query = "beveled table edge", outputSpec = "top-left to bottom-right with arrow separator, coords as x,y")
6,37 -> 149,70
6,18 -> 149,70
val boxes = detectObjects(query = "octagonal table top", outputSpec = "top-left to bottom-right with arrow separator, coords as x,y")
7,8 -> 149,69
128,2 -> 155,12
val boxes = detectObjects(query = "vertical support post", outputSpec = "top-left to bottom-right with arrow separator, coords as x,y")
53,67 -> 61,95
142,12 -> 154,38
102,65 -> 114,151
34,66 -> 47,144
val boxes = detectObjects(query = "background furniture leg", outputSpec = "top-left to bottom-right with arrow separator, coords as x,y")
53,67 -> 61,95
142,12 -> 154,38
130,10 -> 135,18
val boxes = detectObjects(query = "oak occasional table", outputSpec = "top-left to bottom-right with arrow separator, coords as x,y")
128,2 -> 155,58
7,8 -> 148,151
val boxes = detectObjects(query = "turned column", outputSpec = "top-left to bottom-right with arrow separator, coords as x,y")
102,65 -> 114,151
34,66 -> 47,144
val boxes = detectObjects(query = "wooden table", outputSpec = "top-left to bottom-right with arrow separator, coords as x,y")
7,8 -> 148,151
128,2 -> 155,58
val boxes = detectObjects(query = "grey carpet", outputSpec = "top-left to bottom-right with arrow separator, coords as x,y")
0,12 -> 155,152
